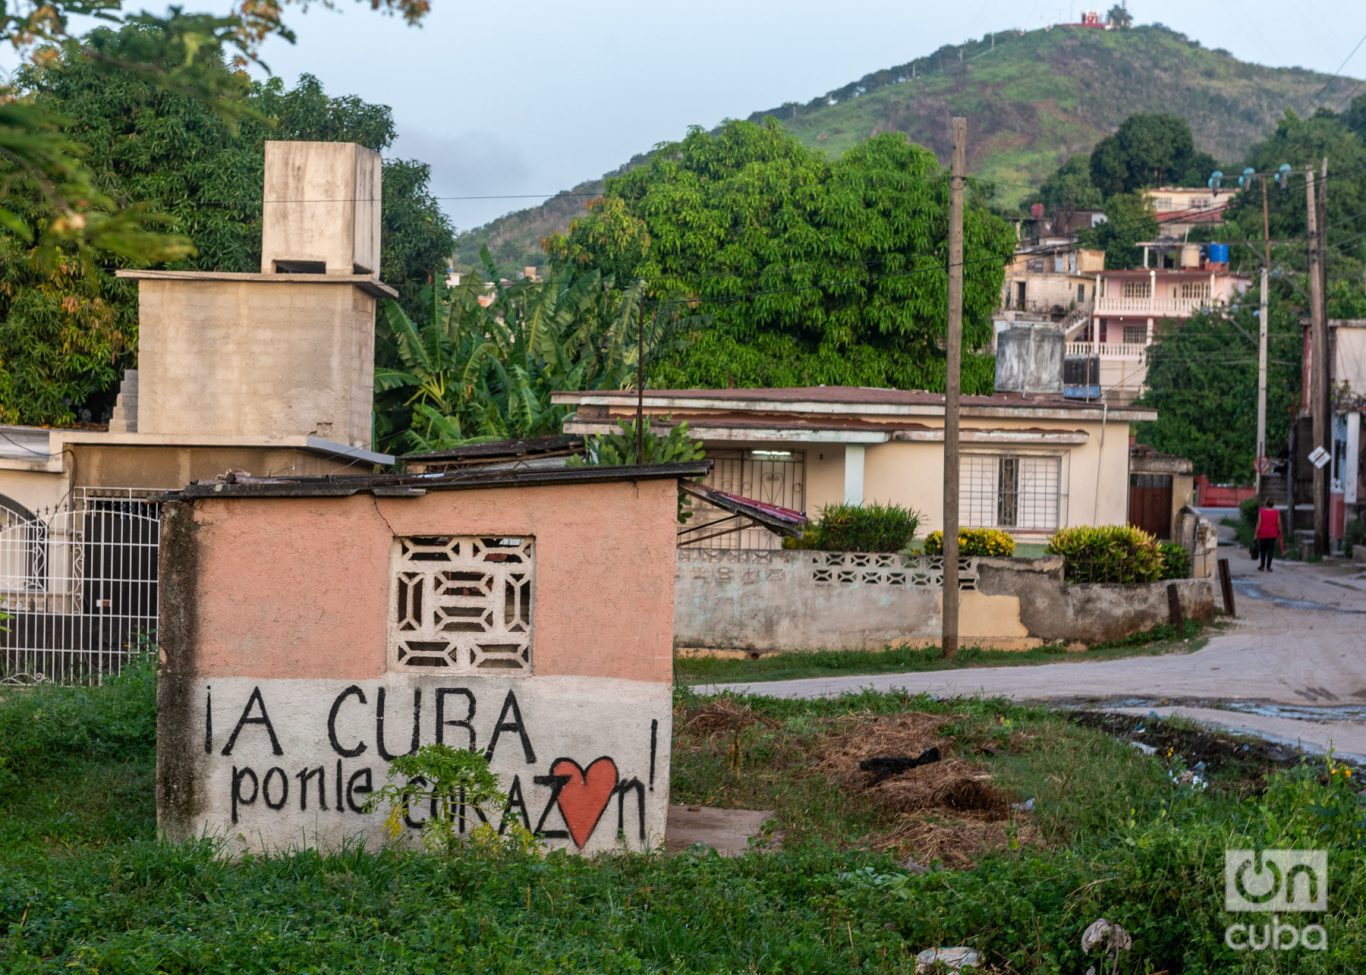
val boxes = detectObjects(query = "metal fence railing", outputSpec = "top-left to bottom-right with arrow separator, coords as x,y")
0,495 -> 160,685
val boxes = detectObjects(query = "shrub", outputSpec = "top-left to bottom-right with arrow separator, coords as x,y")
1046,525 -> 1163,583
1157,541 -> 1191,580
1238,495 -> 1261,529
922,528 -> 1016,557
806,502 -> 920,552
367,743 -> 535,855
1346,517 -> 1366,557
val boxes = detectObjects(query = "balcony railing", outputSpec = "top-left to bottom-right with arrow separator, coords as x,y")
1066,342 -> 1147,359
1094,295 -> 1209,317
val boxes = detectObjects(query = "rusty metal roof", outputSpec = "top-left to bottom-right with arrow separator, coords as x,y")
678,483 -> 807,545
402,434 -> 584,465
166,461 -> 711,500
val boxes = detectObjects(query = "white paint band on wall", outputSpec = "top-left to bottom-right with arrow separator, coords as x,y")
177,675 -> 671,855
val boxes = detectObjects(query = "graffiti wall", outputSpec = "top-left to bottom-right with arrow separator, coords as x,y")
162,675 -> 669,853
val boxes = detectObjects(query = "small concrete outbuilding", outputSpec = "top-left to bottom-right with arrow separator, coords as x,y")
157,462 -> 706,855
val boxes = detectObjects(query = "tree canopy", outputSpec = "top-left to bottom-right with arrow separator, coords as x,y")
546,120 -> 1016,392
1,1 -> 429,261
0,26 -> 453,425
1037,156 -> 1104,215
1106,5 -> 1134,29
1217,105 -> 1366,289
1027,113 -> 1216,267
1088,113 -> 1219,198
1076,191 -> 1158,270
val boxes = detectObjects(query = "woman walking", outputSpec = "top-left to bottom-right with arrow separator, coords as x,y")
1255,499 -> 1283,572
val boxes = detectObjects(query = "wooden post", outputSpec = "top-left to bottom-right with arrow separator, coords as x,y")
635,299 -> 646,463
1216,557 -> 1236,618
1306,168 -> 1329,556
1166,582 -> 1185,630
942,117 -> 966,659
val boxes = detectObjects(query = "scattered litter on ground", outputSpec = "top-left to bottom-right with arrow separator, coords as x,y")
1072,710 -> 1322,789
859,746 -> 942,783
1081,918 -> 1133,975
915,946 -> 981,972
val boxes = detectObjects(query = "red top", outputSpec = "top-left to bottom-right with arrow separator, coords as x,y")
1255,507 -> 1281,540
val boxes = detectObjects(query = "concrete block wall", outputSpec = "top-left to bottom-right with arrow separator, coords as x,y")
674,549 -> 1215,652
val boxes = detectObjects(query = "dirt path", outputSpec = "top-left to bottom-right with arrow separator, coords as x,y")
703,525 -> 1366,761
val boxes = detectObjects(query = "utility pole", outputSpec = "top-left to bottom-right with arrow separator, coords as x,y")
942,117 -> 966,659
1306,167 -> 1329,556
635,298 -> 646,463
1255,175 -> 1271,497
1318,159 -> 1332,548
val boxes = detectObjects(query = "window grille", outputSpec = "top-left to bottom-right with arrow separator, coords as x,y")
1178,281 -> 1210,300
962,455 -> 1061,531
1123,324 -> 1147,344
389,536 -> 533,673
1121,280 -> 1151,299
689,449 -> 805,550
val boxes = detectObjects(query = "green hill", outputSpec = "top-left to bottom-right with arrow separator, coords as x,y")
456,24 -> 1360,270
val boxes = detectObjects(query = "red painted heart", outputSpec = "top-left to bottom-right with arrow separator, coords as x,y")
550,757 -> 618,848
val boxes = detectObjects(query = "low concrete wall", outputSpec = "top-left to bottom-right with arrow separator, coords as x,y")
674,549 -> 1215,652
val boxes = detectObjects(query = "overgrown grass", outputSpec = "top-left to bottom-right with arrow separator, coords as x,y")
2,665 -> 1362,973
676,621 -> 1207,685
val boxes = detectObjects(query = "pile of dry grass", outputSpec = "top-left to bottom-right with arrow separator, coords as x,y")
814,712 -> 1039,867
678,697 -> 773,736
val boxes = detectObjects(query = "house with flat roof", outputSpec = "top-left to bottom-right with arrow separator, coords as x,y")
1142,186 -> 1238,239
553,385 -> 1155,548
1066,257 -> 1251,404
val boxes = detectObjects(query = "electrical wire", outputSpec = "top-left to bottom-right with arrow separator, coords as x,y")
1312,30 -> 1366,101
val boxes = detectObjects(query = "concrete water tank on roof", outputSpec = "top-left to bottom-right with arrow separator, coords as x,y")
995,326 -> 1064,395
260,141 -> 382,276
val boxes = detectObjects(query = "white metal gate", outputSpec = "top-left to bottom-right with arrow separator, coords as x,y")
0,495 -> 160,684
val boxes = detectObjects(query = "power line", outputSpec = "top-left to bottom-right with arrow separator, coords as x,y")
1312,29 -> 1366,101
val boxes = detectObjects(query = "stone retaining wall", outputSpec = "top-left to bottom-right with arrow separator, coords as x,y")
674,549 -> 1215,652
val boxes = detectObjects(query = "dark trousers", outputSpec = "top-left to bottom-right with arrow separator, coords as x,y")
1257,538 -> 1276,570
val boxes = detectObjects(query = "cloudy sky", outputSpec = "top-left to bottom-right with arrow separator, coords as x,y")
25,1 -> 1366,229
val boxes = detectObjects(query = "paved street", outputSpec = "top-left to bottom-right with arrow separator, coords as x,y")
704,520 -> 1366,761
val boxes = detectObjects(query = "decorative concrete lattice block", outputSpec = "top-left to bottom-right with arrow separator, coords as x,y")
390,535 -> 533,673
811,552 -> 979,590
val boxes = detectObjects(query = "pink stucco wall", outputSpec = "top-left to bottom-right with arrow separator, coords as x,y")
182,479 -> 678,683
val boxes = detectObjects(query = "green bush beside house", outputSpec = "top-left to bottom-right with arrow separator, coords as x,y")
784,503 -> 921,553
